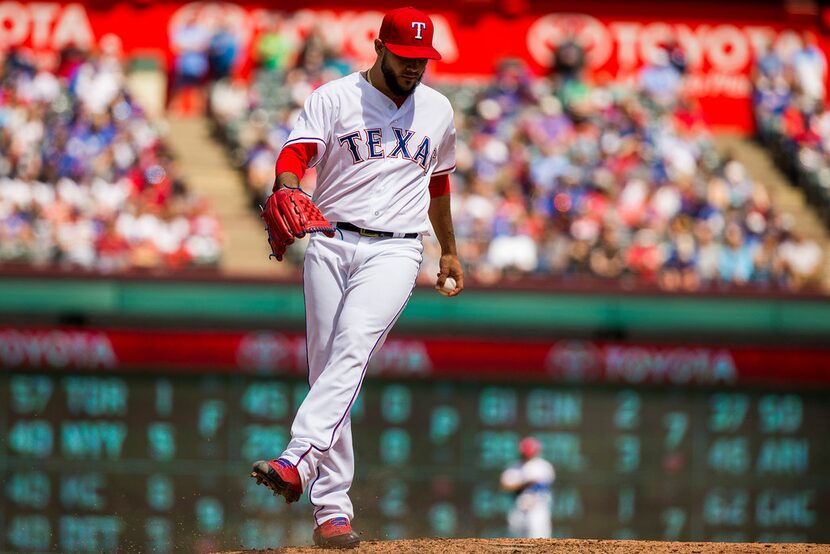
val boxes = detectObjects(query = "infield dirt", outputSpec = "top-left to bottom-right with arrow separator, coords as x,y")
217,538 -> 829,553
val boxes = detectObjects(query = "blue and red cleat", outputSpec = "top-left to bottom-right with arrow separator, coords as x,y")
313,517 -> 360,549
250,458 -> 302,503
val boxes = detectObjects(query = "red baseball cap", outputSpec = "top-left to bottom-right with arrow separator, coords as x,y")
379,7 -> 442,60
519,437 -> 541,459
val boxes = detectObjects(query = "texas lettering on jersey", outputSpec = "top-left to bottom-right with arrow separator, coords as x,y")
337,127 -> 437,173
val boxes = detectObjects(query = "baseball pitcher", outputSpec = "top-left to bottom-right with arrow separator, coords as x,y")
251,6 -> 463,549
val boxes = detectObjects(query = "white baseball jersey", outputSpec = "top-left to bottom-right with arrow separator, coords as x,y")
284,71 -> 456,234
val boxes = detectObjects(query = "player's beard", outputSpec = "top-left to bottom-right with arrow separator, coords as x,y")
381,52 -> 421,97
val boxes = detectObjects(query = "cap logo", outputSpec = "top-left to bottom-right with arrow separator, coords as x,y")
411,21 -> 426,39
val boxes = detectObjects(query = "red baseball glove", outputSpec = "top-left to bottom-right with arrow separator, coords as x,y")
261,187 -> 336,261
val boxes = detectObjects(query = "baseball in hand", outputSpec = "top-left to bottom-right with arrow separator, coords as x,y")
439,277 -> 457,296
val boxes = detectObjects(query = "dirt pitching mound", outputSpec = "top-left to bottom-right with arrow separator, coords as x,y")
216,538 -> 829,553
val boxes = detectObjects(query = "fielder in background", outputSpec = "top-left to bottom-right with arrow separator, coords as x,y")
500,436 -> 556,539
251,6 -> 463,549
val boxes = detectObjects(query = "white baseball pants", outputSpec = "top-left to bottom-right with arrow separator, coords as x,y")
508,503 -> 552,538
280,230 -> 423,525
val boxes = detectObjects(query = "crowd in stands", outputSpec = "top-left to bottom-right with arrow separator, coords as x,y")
208,28 -> 825,292
0,46 -> 221,272
442,53 -> 821,291
752,31 -> 830,231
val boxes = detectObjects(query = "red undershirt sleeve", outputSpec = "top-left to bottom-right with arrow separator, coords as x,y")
274,142 -> 318,185
429,174 -> 451,198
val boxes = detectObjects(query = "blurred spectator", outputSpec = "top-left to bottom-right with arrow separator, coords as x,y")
791,31 -> 826,105
660,229 -> 699,292
639,44 -> 683,110
550,35 -> 586,83
208,23 -> 240,81
484,59 -> 538,119
590,226 -> 625,281
295,28 -> 351,86
754,38 -> 784,81
665,38 -> 688,76
169,13 -> 213,114
778,229 -> 823,289
254,17 -> 295,73
717,223 -> 754,286
750,232 -> 782,288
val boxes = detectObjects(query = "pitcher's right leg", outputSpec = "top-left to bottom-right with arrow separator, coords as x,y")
250,234 -> 350,503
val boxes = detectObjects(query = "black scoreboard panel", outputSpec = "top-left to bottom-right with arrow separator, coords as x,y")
1,372 -> 828,553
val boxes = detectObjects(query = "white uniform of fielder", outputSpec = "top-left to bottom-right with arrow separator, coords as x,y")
500,437 -> 556,538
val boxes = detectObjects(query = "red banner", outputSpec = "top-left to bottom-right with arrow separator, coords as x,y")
1,2 -> 827,131
1,327 -> 828,389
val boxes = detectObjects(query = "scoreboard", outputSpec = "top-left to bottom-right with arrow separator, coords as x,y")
2,370 -> 828,553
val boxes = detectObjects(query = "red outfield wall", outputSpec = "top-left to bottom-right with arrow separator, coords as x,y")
1,1 -> 828,130
2,327 -> 829,389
